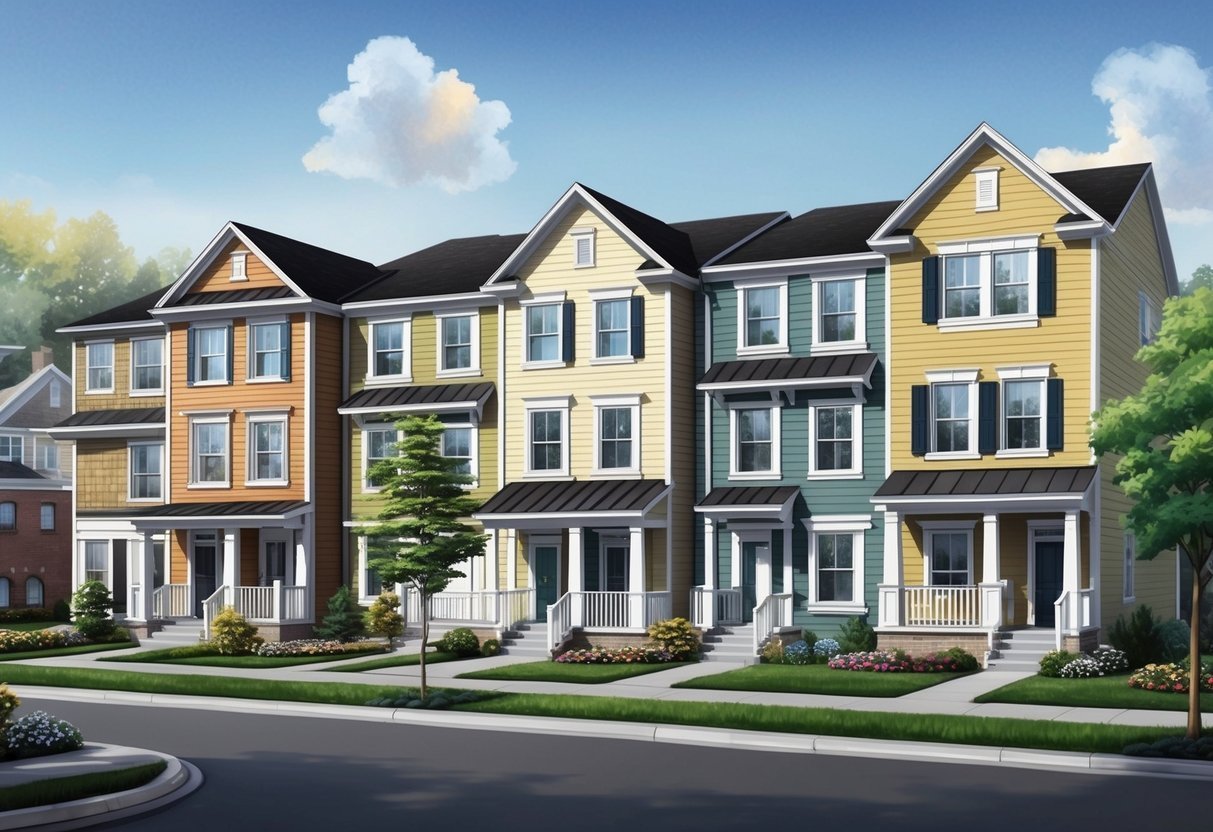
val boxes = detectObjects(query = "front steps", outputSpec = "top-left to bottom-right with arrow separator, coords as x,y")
147,619 -> 207,647
499,624 -> 553,659
700,624 -> 758,663
986,628 -> 1054,671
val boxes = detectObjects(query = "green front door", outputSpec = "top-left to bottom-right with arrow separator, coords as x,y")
1034,540 -> 1064,628
740,542 -> 764,623
534,545 -> 559,622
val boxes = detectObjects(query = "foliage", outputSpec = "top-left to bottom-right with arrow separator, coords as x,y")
759,637 -> 785,664
436,627 -> 480,658
1058,657 -> 1104,678
812,638 -> 841,658
365,690 -> 486,710
1108,605 -> 1165,670
828,647 -> 976,673
481,638 -> 501,657
837,616 -> 877,653
1183,264 -> 1213,295
313,586 -> 366,643
1091,647 -> 1130,674
1124,735 -> 1213,760
0,629 -> 92,654
71,581 -> 115,641
0,685 -> 19,730
1128,661 -> 1213,694
366,414 -> 487,698
1157,618 -> 1190,662
800,629 -> 818,653
4,711 -> 83,759
783,640 -> 812,665
51,600 -> 71,623
364,592 -> 405,646
207,607 -> 263,656
554,645 -> 682,664
646,617 -> 699,660
254,639 -> 386,658
1039,650 -> 1082,678
0,608 -> 55,623
0,762 -> 166,812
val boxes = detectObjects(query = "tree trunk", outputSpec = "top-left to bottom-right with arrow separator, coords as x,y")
420,589 -> 429,701
1189,575 -> 1204,740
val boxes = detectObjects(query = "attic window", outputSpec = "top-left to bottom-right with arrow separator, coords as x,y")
571,228 -> 595,268
231,252 -> 248,282
974,168 -> 1000,212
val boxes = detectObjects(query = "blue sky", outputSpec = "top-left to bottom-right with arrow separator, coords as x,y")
2,1 -> 1210,279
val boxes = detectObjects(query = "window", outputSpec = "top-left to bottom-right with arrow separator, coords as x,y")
248,416 -> 287,484
943,256 -> 981,318
130,337 -> 164,392
84,541 -> 108,584
928,531 -> 972,586
595,299 -> 630,358
49,381 -> 60,408
809,403 -> 861,477
933,383 -> 972,453
37,441 -> 58,473
1124,532 -> 1136,601
974,168 -> 999,211
129,442 -> 163,500
231,252 -> 247,281
730,407 -> 780,478
191,419 -> 229,486
812,275 -> 866,351
363,425 -> 397,490
24,576 -> 42,608
0,502 -> 14,530
370,320 -> 409,379
441,426 -> 474,480
571,227 -> 595,268
192,325 -> 230,384
0,435 -> 22,464
1004,379 -> 1043,450
993,251 -> 1030,315
526,304 -> 561,363
817,534 -> 854,602
935,237 -> 1040,324
249,322 -> 290,381
86,342 -> 113,392
529,410 -> 563,472
0,578 -> 7,608
737,280 -> 788,354
439,314 -> 475,373
359,536 -> 387,602
40,503 -> 54,531
804,517 -> 868,613
1139,292 -> 1160,346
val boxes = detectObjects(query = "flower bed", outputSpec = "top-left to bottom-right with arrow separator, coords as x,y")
0,629 -> 93,654
254,639 -> 388,658
1127,662 -> 1213,693
554,645 -> 681,664
828,647 -> 978,673
5,711 -> 83,759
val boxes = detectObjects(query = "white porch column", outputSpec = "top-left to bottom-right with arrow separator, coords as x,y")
294,525 -> 310,618
629,526 -> 646,628
140,530 -> 156,622
879,510 -> 903,627
486,529 -> 499,592
782,525 -> 793,598
703,518 -> 716,591
505,529 -> 517,590
979,513 -> 1003,628
567,527 -> 583,628
1063,509 -> 1081,632
222,528 -> 239,591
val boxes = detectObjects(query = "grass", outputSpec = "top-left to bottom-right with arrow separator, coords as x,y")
0,663 -> 1187,755
101,644 -> 387,668
0,643 -> 135,662
330,651 -> 461,672
0,622 -> 64,633
674,664 -> 972,697
975,674 -> 1213,712
457,660 -> 688,684
0,761 -> 167,812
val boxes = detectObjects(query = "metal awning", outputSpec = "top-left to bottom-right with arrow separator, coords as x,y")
694,486 -> 799,522
698,352 -> 876,402
872,466 -> 1097,513
47,407 -> 165,439
338,382 -> 494,421
474,479 -> 670,529
84,500 -> 312,531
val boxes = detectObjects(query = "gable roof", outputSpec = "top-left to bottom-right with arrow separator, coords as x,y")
345,234 -> 527,303
714,201 -> 901,266
0,461 -> 44,480
576,184 -> 700,275
668,212 -> 788,268
61,285 -> 169,330
1051,163 -> 1150,225
0,364 -> 72,424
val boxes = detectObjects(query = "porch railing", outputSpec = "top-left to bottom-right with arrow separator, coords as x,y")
690,586 -> 743,628
1054,587 -> 1094,649
153,584 -> 191,618
546,591 -> 673,651
201,586 -> 227,640
752,593 -> 794,654
902,585 -> 982,628
402,587 -> 537,629
201,583 -> 310,639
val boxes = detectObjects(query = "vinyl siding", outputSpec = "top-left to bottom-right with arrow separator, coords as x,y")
312,314 -> 345,609
190,239 -> 286,294
668,285 -> 697,609
350,306 -> 498,388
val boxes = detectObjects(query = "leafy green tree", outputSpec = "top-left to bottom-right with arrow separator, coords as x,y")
1091,287 -> 1213,739
1183,264 -> 1213,295
314,585 -> 367,642
367,414 -> 486,698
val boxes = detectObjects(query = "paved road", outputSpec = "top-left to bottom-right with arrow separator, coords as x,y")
24,697 -> 1204,832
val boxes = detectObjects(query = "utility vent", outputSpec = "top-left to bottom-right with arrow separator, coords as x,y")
975,168 -> 999,211
571,227 -> 595,268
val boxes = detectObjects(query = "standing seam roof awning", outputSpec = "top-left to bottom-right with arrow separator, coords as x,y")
872,467 -> 1097,511
698,353 -> 877,391
474,479 -> 670,525
338,383 -> 495,416
695,486 -> 799,521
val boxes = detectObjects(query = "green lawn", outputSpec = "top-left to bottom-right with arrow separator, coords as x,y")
0,622 -> 64,633
674,664 -> 972,697
0,761 -> 166,812
975,674 -> 1213,712
0,643 -> 135,662
101,644 -> 387,668
457,660 -> 688,684
330,651 -> 461,672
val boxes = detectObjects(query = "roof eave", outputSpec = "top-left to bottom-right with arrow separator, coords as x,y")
702,251 -> 884,281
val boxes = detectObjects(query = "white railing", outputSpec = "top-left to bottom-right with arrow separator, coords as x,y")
201,586 -> 228,640
130,585 -> 142,620
546,591 -> 673,652
1054,587 -> 1095,649
234,586 -> 275,620
903,585 -> 982,628
153,584 -> 191,618
282,586 -> 308,621
201,583 -> 308,638
752,593 -> 794,654
690,586 -> 743,628
402,587 -> 537,629
547,593 -> 572,652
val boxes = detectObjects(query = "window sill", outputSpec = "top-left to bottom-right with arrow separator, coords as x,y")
363,375 -> 413,387
84,389 -> 115,395
589,356 -> 636,366
521,361 -> 567,371
937,315 -> 1039,332
806,471 -> 864,480
736,345 -> 789,359
436,368 -> 483,379
190,380 -> 231,388
810,341 -> 869,356
129,389 -> 165,397
521,472 -> 574,481
187,483 -> 230,490
924,451 -> 981,461
244,480 -> 291,488
590,469 -> 642,479
246,377 -> 290,384
994,448 -> 1050,459
728,471 -> 783,481
805,603 -> 869,616
126,498 -> 163,504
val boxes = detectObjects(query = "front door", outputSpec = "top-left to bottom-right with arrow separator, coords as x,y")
1034,540 -> 1064,627
262,541 -> 288,586
603,545 -> 629,592
193,533 -> 219,617
533,544 -> 559,622
740,541 -> 765,623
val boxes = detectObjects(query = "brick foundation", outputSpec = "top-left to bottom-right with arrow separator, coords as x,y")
252,623 -> 315,643
876,632 -> 990,663
562,631 -> 651,654
1062,629 -> 1100,654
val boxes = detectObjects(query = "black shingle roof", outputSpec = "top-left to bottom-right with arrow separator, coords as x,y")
64,286 -> 169,329
339,382 -> 494,412
1052,164 -> 1149,226
477,479 -> 667,516
579,185 -> 699,275
0,461 -> 44,480
697,486 -> 799,509
229,222 -> 385,303
715,201 -> 901,266
700,353 -> 877,387
874,467 -> 1097,499
56,407 -> 165,428
348,234 -> 527,302
668,213 -> 786,268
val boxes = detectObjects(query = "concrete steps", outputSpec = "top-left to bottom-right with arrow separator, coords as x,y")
700,625 -> 758,664
147,619 -> 206,647
986,628 -> 1054,671
499,624 -> 552,659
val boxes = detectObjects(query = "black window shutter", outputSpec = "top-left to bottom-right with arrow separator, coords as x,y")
280,321 -> 292,381
630,296 -> 644,358
561,301 -> 575,362
922,256 -> 940,324
1046,378 -> 1064,450
910,384 -> 929,456
1038,247 -> 1057,317
186,328 -> 196,386
225,325 -> 234,383
978,381 -> 999,455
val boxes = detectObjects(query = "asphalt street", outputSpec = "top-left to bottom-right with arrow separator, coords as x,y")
24,697 -> 1204,832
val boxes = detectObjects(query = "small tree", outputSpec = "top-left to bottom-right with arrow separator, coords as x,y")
314,585 -> 366,642
71,580 -> 115,641
365,592 -> 405,647
367,414 -> 487,698
1091,287 -> 1213,739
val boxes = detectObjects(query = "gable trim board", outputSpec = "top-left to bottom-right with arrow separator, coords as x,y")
0,365 -> 72,424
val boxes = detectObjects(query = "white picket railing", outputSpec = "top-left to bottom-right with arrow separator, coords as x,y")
234,586 -> 275,620
546,591 -> 672,651
547,593 -> 573,652
153,584 -> 191,618
201,583 -> 309,638
903,585 -> 982,628
752,593 -> 794,654
1054,587 -> 1095,649
201,586 -> 228,640
402,587 -> 537,629
282,586 -> 308,621
690,587 -> 743,628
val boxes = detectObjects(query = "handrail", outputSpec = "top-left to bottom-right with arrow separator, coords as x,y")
401,587 -> 537,628
547,592 -> 572,652
1054,587 -> 1095,649
201,586 -> 229,640
690,586 -> 743,628
752,593 -> 793,654
152,584 -> 191,618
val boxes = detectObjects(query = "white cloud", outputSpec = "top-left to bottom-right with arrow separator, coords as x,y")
1034,43 -> 1213,229
302,36 -> 516,193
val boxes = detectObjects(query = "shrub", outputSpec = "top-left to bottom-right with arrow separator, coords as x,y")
1059,657 -> 1104,678
4,711 -> 83,759
208,607 -> 263,655
1108,605 -> 1165,669
783,640 -> 812,665
0,629 -> 69,654
365,592 -> 405,646
481,638 -> 501,657
800,629 -> 818,653
0,608 -> 55,624
554,645 -> 678,664
0,685 -> 19,729
828,650 -> 912,672
646,617 -> 699,660
937,646 -> 980,672
1128,660 -> 1213,694
51,599 -> 71,623
1156,618 -> 1190,663
1124,735 -> 1213,760
1039,649 -> 1082,677
71,580 -> 115,641
837,616 -> 877,654
255,639 -> 385,658
1091,646 -> 1129,674
313,586 -> 367,643
760,637 -> 785,664
438,627 -> 480,658
813,638 -> 841,658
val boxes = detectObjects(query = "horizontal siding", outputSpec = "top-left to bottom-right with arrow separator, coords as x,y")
348,306 -> 497,392
191,239 -> 286,294
1100,466 -> 1179,625
74,338 -> 166,412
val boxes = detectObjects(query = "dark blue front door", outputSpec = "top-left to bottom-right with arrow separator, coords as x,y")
534,545 -> 558,622
741,542 -> 764,623
1035,540 -> 1064,627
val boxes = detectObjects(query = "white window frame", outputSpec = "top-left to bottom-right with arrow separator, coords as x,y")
803,515 -> 870,614
192,323 -> 231,386
1138,291 -> 1160,346
246,412 -> 289,486
361,423 -> 398,493
188,414 -> 231,488
128,440 -> 164,502
590,393 -> 641,476
1123,531 -> 1136,603
367,317 -> 412,383
85,340 -> 114,393
924,369 -> 980,461
0,434 -> 23,465
49,380 -> 61,408
523,396 -> 571,478
40,503 -> 54,531
921,521 -> 976,587
356,535 -> 387,604
974,167 -> 1000,211
589,287 -> 635,365
440,420 -> 478,488
995,364 -> 1051,459
936,236 -> 1040,330
571,226 -> 596,268
36,440 -> 58,473
728,404 -> 781,480
129,336 -> 165,395
435,309 -> 481,378
807,401 -> 863,479
230,251 -> 248,282
520,293 -> 566,369
810,272 -> 867,354
247,318 -> 289,382
82,539 -> 110,586
735,277 -> 789,357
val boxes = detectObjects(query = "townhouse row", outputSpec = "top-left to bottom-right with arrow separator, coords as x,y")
50,124 -> 1180,658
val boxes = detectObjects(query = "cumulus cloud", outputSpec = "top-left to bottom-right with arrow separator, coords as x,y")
303,36 -> 516,193
1034,43 -> 1213,226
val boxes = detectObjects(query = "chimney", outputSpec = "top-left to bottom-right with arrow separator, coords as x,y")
31,345 -> 53,372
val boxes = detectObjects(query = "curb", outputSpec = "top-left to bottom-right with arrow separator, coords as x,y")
15,685 -> 1213,782
0,743 -> 203,831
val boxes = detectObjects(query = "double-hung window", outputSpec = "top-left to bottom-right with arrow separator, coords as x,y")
932,237 -> 1041,326
920,370 -> 979,459
737,279 -> 788,355
1004,380 -> 1043,449
191,325 -> 230,384
592,395 -> 640,474
86,342 -> 113,392
0,502 -> 14,531
441,425 -> 475,481
803,516 -> 868,614
730,406 -> 780,478
370,319 -> 409,379
363,425 -> 397,490
40,503 -> 55,531
812,274 -> 866,352
1138,292 -> 1160,346
524,397 -> 570,476
84,541 -> 108,584
37,441 -> 58,473
247,415 -> 287,484
190,418 -> 229,486
526,304 -> 561,363
129,442 -> 163,500
0,435 -> 22,464
809,403 -> 861,477
249,321 -> 290,381
925,527 -> 974,586
130,337 -> 164,393
596,300 -> 629,358
438,313 -> 477,375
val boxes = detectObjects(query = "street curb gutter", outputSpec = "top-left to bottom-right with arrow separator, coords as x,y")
16,685 -> 1213,782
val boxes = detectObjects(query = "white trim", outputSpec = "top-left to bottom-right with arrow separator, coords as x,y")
128,335 -> 165,396
527,535 -> 563,606
187,414 -> 231,489
925,372 -> 979,459
591,294 -> 634,362
360,422 -> 396,493
701,250 -> 884,280
591,398 -> 641,477
156,223 -> 308,308
126,440 -> 164,503
803,517 -> 869,614
189,322 -> 232,386
728,405 -> 781,480
1090,238 -> 1101,464
246,317 -> 291,383
735,277 -> 789,357
570,226 -> 596,269
439,418 -> 479,490
807,401 -> 863,479
810,270 -> 868,354
244,411 -> 290,487
521,298 -> 566,369
935,240 -> 1040,328
230,251 -> 248,283
523,399 -> 571,479
974,168 -> 999,212
924,527 -> 975,586
997,370 -> 1049,455
365,316 -> 413,384
84,340 -> 115,394
435,308 -> 482,378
